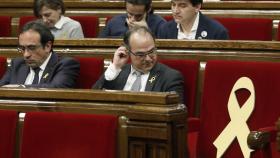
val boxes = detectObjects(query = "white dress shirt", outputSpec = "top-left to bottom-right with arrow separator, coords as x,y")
105,63 -> 150,91
24,52 -> 52,85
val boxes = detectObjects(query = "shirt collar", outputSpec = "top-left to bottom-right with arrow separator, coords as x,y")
38,52 -> 52,71
54,16 -> 69,30
177,12 -> 200,39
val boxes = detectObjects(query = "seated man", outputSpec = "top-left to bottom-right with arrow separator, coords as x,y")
157,0 -> 229,40
0,21 -> 80,88
94,26 -> 184,103
99,0 -> 166,38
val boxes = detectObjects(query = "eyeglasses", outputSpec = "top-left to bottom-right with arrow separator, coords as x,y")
17,45 -> 42,53
128,47 -> 157,58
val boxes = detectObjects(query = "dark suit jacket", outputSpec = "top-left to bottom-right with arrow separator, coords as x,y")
0,52 -> 80,88
99,14 -> 166,38
157,12 -> 229,40
93,62 -> 184,103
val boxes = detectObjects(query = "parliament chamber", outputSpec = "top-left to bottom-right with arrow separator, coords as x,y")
0,0 -> 280,158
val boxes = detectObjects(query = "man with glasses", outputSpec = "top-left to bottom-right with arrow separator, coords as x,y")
0,21 -> 80,88
94,26 -> 184,103
99,0 -> 166,38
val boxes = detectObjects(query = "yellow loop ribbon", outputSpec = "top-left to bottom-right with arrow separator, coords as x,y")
213,77 -> 255,158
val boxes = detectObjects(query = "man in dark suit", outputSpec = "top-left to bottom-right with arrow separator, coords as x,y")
0,21 -> 80,88
99,0 -> 165,38
157,0 -> 229,40
94,26 -> 184,103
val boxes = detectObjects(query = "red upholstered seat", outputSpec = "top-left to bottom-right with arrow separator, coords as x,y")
75,57 -> 104,89
160,59 -> 199,117
189,60 -> 280,158
215,17 -> 272,41
70,16 -> 99,38
0,57 -> 7,78
20,112 -> 117,158
163,15 -> 174,21
0,110 -> 18,158
0,16 -> 12,37
18,16 -> 37,34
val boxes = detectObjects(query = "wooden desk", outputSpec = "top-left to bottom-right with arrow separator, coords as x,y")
0,88 -> 186,158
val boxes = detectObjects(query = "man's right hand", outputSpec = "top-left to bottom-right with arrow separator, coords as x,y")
112,46 -> 129,69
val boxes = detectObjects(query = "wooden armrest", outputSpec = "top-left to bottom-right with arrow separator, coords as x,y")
248,131 -> 271,150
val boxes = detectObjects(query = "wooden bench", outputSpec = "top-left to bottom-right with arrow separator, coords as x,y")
0,88 -> 186,158
1,0 -> 280,39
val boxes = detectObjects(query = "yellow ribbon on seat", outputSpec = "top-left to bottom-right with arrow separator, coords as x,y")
213,77 -> 255,158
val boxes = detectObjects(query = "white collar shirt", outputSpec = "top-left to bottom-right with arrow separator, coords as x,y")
177,12 -> 200,40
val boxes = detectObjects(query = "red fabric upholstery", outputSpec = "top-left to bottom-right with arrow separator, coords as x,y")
75,57 -> 104,89
215,17 -> 272,41
160,59 -> 199,117
21,112 -> 117,158
0,16 -> 12,37
163,15 -> 174,21
0,57 -> 7,78
18,16 -> 37,34
70,16 -> 99,38
193,60 -> 280,158
0,110 -> 18,158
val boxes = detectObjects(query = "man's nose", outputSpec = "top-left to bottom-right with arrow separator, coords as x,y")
23,50 -> 31,58
42,16 -> 48,23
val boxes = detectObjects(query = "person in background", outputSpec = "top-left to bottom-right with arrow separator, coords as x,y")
99,0 -> 166,38
0,21 -> 80,88
94,26 -> 184,103
157,0 -> 229,40
33,0 -> 84,39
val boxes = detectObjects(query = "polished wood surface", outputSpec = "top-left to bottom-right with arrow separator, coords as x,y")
0,88 -> 186,158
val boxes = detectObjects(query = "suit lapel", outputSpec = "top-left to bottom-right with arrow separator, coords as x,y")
40,53 -> 58,84
196,12 -> 208,39
18,64 -> 29,84
145,63 -> 161,91
117,65 -> 131,89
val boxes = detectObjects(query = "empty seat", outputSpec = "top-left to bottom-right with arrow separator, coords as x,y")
75,57 -> 104,89
70,16 -> 99,38
20,112 -> 117,158
0,110 -> 18,158
0,57 -> 7,78
0,16 -> 12,37
189,60 -> 280,158
215,17 -> 272,41
160,59 -> 199,117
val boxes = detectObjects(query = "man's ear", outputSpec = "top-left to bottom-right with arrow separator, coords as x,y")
45,41 -> 53,52
195,4 -> 201,12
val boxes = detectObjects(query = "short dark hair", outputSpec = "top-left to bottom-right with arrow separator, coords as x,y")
189,0 -> 202,6
20,20 -> 54,48
125,0 -> 152,12
123,26 -> 155,50
33,0 -> 65,17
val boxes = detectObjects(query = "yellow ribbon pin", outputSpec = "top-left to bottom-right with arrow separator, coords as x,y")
43,73 -> 49,79
213,77 -> 255,158
149,76 -> 156,84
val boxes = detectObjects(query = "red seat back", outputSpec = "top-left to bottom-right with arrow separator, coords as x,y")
18,16 -> 37,34
197,60 -> 280,158
0,57 -> 7,78
0,16 -> 12,37
163,15 -> 174,21
0,110 -> 18,158
21,112 -> 117,158
160,59 -> 199,117
75,57 -> 104,89
70,16 -> 99,38
215,17 -> 272,41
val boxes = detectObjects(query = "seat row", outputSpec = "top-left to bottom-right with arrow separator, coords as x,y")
0,56 -> 279,157
0,15 -> 278,41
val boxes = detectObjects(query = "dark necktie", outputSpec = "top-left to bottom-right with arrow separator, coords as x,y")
131,71 -> 142,91
32,67 -> 41,84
